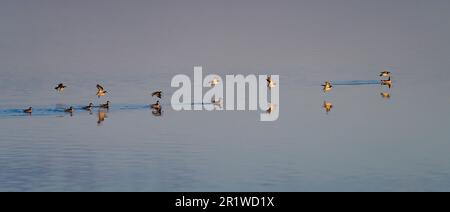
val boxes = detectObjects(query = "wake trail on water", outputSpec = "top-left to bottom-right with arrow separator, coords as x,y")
0,102 -> 215,118
330,80 -> 381,86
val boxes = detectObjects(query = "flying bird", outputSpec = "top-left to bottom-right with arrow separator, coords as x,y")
54,83 -> 67,92
152,91 -> 162,99
96,84 -> 107,98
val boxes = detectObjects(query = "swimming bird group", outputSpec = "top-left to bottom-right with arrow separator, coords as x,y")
321,69 -> 394,114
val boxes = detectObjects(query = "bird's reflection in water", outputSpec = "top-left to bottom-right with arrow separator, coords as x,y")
323,101 -> 333,114
381,92 -> 391,99
152,108 -> 163,117
97,109 -> 108,125
211,95 -> 223,109
266,103 -> 276,114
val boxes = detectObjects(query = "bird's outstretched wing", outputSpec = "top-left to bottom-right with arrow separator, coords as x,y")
152,91 -> 162,98
97,84 -> 104,91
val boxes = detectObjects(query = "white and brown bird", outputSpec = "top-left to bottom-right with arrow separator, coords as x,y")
322,81 -> 333,92
96,84 -> 107,98
24,107 -> 33,114
152,91 -> 162,99
54,83 -> 67,92
323,101 -> 333,114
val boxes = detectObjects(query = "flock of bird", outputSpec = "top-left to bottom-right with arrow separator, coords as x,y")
20,71 -> 390,117
22,84 -> 163,117
321,70 -> 393,114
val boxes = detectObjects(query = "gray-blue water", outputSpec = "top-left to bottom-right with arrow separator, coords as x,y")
1,68 -> 450,192
1,0 -> 450,191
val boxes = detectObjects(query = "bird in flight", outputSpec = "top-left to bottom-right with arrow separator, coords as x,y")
152,91 -> 162,99
96,84 -> 107,98
55,83 -> 67,92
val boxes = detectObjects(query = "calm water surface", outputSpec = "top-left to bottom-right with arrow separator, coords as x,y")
1,67 -> 450,192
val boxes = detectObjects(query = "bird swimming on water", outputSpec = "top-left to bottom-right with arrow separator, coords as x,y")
381,77 -> 392,88
96,84 -> 107,98
152,91 -> 162,99
322,81 -> 333,92
99,101 -> 110,109
65,106 -> 74,113
55,83 -> 67,92
24,107 -> 33,114
82,103 -> 94,110
151,101 -> 161,110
